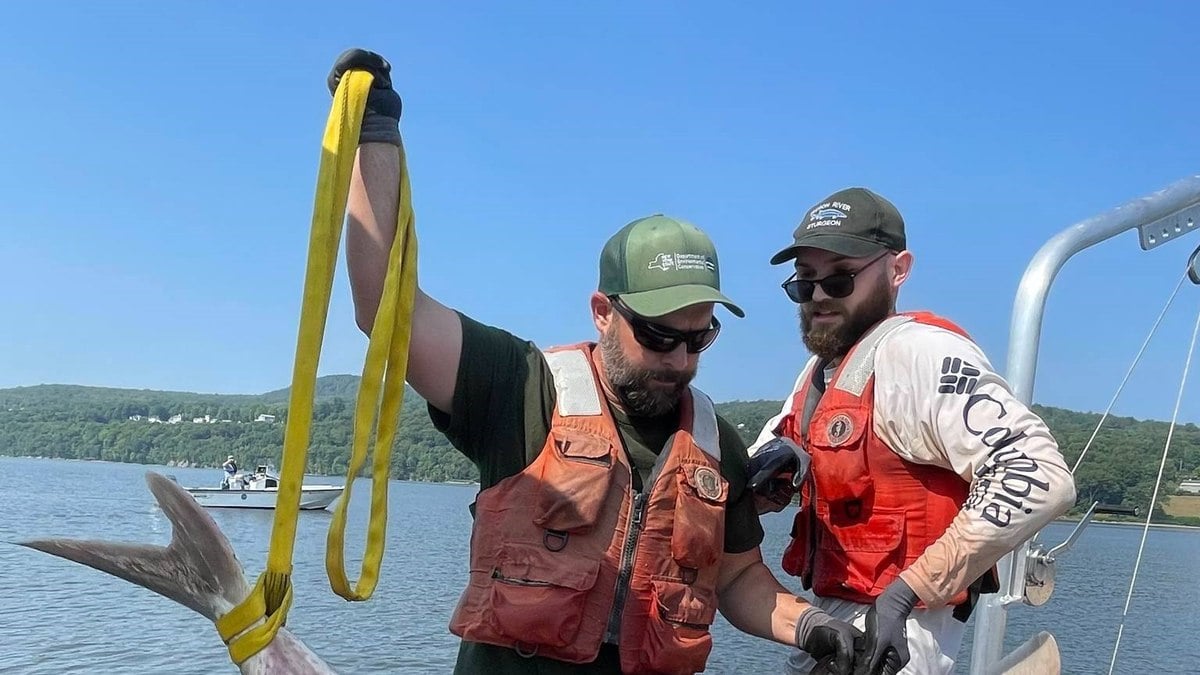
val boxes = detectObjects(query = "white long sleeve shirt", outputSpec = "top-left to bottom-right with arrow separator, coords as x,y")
750,319 -> 1077,606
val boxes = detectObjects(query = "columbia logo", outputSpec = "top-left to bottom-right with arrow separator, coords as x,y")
939,357 -> 980,394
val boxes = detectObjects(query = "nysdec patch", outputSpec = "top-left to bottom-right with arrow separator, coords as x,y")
693,466 -> 723,501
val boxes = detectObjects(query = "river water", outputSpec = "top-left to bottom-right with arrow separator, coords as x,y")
1,456 -> 1196,673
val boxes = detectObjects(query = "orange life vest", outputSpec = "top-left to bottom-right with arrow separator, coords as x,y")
448,343 -> 729,674
777,313 -> 976,606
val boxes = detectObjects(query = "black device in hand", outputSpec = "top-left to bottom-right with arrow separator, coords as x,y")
748,436 -> 811,491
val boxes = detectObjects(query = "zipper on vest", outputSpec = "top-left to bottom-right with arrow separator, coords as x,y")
604,489 -> 648,643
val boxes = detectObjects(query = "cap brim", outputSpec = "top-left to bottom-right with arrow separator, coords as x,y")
769,234 -> 888,264
619,284 -> 745,319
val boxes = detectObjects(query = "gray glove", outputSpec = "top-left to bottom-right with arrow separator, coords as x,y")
796,606 -> 863,675
854,578 -> 918,675
747,436 -> 811,513
327,48 -> 403,146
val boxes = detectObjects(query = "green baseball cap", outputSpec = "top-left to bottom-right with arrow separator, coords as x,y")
770,187 -> 907,264
599,214 -> 745,318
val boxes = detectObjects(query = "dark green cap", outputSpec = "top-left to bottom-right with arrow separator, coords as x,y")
770,187 -> 907,264
599,214 -> 744,318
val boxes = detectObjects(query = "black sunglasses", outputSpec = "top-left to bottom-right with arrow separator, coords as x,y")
609,297 -> 721,354
781,251 -> 891,304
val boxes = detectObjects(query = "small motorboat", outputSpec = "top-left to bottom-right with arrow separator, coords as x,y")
184,465 -> 343,510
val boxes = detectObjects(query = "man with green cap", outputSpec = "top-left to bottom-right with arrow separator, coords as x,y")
328,49 -> 861,675
747,187 -> 1076,675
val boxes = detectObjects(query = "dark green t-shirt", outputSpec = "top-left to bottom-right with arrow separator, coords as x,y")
431,314 -> 764,675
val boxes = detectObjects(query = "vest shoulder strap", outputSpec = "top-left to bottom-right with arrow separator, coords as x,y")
832,315 -> 914,396
689,386 -> 720,462
544,348 -> 602,416
545,347 -> 722,462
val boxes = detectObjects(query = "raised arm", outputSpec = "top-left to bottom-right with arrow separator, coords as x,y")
333,49 -> 462,414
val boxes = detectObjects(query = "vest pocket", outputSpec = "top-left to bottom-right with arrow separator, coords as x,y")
534,428 -> 615,533
635,578 -> 716,675
670,464 -> 728,570
809,406 -> 872,503
815,505 -> 905,596
485,542 -> 601,650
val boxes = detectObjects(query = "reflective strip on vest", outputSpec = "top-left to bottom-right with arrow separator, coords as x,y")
545,349 -> 603,416
544,349 -> 721,462
832,315 -> 914,396
688,386 -> 720,463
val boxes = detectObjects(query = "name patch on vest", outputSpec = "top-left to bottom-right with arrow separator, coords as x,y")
827,413 -> 854,447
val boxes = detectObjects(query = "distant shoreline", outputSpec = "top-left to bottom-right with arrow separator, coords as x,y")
1,455 -> 483,486
1053,515 -> 1199,531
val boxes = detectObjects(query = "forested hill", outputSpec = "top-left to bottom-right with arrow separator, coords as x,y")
2,377 -> 1199,521
0,377 -> 468,482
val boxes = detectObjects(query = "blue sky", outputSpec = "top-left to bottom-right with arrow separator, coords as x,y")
3,3 -> 1200,424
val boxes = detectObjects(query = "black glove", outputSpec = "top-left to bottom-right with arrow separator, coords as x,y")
855,578 -> 918,675
327,48 -> 403,146
747,437 -> 811,514
796,606 -> 863,675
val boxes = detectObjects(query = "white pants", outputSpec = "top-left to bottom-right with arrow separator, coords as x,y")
785,596 -> 966,675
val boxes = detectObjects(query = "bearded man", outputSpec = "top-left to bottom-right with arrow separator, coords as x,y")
747,187 -> 1076,675
333,48 -> 861,675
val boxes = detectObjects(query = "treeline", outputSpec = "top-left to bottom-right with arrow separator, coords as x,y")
1033,405 -> 1200,523
0,378 -> 474,482
2,378 -> 1199,523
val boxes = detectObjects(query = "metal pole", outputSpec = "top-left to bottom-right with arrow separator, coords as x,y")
968,176 -> 1200,674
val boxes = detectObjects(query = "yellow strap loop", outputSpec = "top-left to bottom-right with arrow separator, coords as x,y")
216,574 -> 293,664
325,77 -> 418,602
220,66 -> 415,663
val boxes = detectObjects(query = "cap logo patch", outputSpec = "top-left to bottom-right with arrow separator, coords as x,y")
806,201 -> 852,230
648,252 -> 716,272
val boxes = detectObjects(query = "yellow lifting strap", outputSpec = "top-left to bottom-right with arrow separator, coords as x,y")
215,68 -> 417,664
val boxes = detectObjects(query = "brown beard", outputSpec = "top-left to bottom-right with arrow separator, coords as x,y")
800,275 -> 894,361
598,324 -> 694,417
